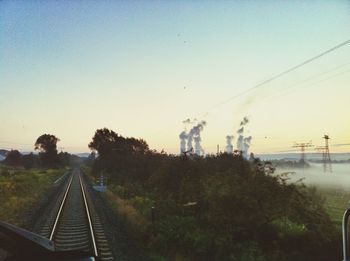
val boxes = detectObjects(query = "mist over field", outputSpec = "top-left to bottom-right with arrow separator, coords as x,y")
275,163 -> 350,190
258,153 -> 350,161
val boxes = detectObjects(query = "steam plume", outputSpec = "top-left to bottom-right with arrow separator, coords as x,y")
240,116 -> 249,126
243,136 -> 252,158
236,116 -> 252,158
179,120 -> 206,156
182,118 -> 192,124
237,135 -> 244,153
226,135 -> 234,153
187,121 -> 206,156
179,131 -> 188,153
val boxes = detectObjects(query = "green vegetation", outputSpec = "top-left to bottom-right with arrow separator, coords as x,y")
321,188 -> 350,227
88,128 -> 341,261
0,165 -> 65,226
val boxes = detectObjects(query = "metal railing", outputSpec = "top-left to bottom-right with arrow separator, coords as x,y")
342,206 -> 350,261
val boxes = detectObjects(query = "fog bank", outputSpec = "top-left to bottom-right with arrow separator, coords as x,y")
275,163 -> 350,190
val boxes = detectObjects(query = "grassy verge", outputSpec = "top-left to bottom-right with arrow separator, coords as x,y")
0,165 -> 66,226
319,187 -> 350,228
104,189 -> 151,231
82,166 -> 151,259
82,166 -> 151,236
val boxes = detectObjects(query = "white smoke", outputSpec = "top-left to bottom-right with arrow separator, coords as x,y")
179,120 -> 206,156
243,136 -> 252,158
226,135 -> 234,153
179,131 -> 188,153
182,118 -> 192,124
188,121 -> 206,156
240,116 -> 249,126
236,117 -> 252,158
237,134 -> 244,153
194,136 -> 204,155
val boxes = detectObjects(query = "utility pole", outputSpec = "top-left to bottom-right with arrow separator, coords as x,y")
292,141 -> 313,163
322,134 -> 332,172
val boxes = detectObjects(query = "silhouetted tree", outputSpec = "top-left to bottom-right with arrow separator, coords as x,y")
35,134 -> 60,167
88,128 -> 120,157
3,150 -> 22,166
58,151 -> 70,166
89,128 -> 150,182
22,153 -> 37,169
89,128 -> 149,156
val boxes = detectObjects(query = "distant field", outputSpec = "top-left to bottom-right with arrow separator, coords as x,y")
320,188 -> 350,228
0,165 -> 66,226
274,163 -> 350,229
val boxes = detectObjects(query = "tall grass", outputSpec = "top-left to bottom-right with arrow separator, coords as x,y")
0,165 -> 66,226
320,187 -> 350,228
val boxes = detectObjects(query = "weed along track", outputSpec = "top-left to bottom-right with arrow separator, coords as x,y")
39,169 -> 114,260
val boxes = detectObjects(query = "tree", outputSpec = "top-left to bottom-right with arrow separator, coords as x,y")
22,153 -> 36,169
35,134 -> 60,167
88,128 -> 121,157
89,128 -> 149,156
89,128 -> 150,180
3,150 -> 22,166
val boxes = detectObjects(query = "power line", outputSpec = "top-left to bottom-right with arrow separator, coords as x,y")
196,38 -> 350,118
254,66 -> 350,105
333,143 -> 350,147
275,61 -> 350,94
292,141 -> 314,163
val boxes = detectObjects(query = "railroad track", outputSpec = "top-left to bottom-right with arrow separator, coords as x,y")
40,169 -> 114,261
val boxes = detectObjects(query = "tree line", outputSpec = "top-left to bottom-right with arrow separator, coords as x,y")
1,129 -> 340,259
88,128 -> 340,261
2,134 -> 82,169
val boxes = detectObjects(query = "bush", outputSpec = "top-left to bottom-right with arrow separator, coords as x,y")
89,133 -> 340,260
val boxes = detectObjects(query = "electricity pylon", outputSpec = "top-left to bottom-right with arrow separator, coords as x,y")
315,135 -> 332,173
322,135 -> 332,172
292,141 -> 313,163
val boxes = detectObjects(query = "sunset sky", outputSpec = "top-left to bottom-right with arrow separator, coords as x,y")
1,1 -> 350,154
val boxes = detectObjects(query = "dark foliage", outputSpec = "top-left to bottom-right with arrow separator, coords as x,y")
35,134 -> 60,167
2,135 -> 84,170
89,128 -> 341,260
89,128 -> 150,179
3,150 -> 22,166
22,153 -> 37,169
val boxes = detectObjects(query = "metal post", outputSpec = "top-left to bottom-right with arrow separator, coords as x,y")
342,206 -> 350,261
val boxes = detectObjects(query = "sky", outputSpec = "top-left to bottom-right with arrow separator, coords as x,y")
1,1 -> 350,154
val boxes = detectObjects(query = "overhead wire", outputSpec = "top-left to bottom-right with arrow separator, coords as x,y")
194,38 -> 350,118
252,65 -> 350,105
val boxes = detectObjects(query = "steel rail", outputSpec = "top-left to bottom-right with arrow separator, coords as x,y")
342,206 -> 350,261
79,173 -> 98,257
49,174 -> 74,241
